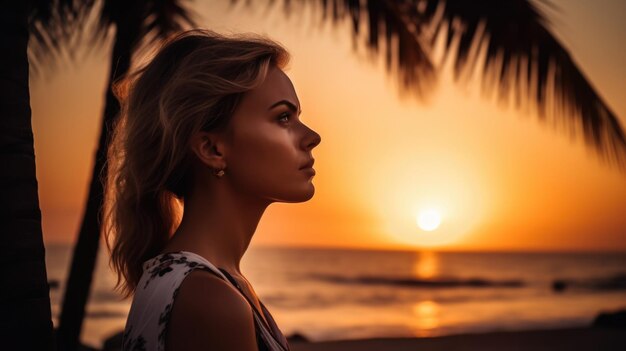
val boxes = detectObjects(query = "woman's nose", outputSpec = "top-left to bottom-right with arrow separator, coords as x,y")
303,127 -> 321,150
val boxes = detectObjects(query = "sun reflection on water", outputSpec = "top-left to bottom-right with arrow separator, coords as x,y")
411,300 -> 441,336
412,250 -> 440,279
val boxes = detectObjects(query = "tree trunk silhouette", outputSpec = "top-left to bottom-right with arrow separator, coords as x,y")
0,1 -> 55,350
56,23 -> 135,351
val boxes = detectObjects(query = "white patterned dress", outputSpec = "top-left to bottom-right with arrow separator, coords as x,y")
121,251 -> 291,351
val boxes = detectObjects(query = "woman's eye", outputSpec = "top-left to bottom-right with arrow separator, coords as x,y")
277,112 -> 291,124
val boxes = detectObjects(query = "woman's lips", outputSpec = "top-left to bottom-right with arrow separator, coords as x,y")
301,167 -> 316,176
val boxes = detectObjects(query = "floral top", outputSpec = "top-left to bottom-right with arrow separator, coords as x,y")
121,251 -> 291,351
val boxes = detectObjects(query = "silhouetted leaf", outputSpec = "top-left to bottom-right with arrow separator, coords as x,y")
429,0 -> 626,171
28,0 -> 198,74
28,0 -> 90,75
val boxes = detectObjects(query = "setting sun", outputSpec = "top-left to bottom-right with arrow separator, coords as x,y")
417,210 -> 442,231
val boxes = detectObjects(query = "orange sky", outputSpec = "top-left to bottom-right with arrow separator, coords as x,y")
30,0 -> 626,251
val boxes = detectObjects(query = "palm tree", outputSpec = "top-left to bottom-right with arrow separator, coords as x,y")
52,1 -> 196,350
0,0 -> 85,348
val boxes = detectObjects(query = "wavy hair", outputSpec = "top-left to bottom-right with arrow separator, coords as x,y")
102,29 -> 290,299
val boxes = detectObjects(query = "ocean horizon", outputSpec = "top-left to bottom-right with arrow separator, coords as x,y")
45,242 -> 626,349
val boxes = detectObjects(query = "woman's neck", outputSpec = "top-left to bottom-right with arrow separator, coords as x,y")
164,182 -> 272,274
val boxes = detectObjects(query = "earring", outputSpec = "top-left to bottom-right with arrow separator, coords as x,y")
214,168 -> 225,177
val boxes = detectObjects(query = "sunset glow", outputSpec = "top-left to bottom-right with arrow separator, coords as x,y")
31,0 -> 626,252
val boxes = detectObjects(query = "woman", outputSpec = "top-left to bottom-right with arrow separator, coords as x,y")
102,29 -> 321,351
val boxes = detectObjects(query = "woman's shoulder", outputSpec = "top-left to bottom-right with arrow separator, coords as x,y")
123,251 -> 256,350
165,269 -> 259,350
173,268 -> 250,313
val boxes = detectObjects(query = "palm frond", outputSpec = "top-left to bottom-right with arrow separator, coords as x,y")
256,0 -> 626,172
28,0 -> 94,75
426,0 -> 626,171
27,0 -> 198,76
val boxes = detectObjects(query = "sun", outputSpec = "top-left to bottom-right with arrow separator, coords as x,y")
417,210 -> 442,231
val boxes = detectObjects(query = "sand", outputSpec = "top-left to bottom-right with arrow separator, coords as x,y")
289,327 -> 626,351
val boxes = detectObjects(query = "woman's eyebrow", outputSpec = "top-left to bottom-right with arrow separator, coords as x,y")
268,99 -> 302,115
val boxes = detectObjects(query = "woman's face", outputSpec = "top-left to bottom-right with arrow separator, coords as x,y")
219,65 -> 321,203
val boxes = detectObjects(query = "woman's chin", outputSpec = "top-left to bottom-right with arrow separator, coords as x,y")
278,184 -> 315,203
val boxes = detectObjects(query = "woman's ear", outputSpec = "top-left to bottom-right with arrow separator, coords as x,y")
189,131 -> 226,169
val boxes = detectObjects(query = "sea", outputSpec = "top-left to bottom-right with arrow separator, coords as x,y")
45,243 -> 626,349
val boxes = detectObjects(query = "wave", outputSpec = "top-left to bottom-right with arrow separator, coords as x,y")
552,273 -> 626,292
261,289 -> 523,310
306,273 -> 525,288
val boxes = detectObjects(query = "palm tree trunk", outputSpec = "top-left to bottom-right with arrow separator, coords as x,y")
56,25 -> 134,351
0,0 -> 55,350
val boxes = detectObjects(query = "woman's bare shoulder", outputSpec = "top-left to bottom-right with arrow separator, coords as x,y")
165,269 -> 259,351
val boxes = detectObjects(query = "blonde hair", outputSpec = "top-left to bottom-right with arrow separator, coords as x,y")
102,29 -> 290,299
